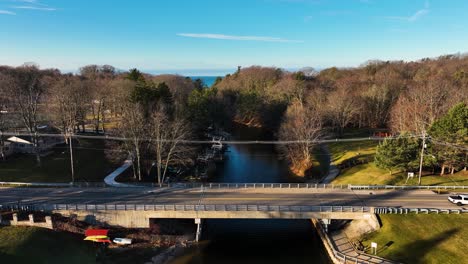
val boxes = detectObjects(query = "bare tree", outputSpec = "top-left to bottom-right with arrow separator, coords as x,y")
48,75 -> 85,181
7,65 -> 51,167
0,73 -> 12,160
80,65 -> 115,133
151,110 -> 193,185
279,100 -> 323,176
327,81 -> 360,137
118,100 -> 147,181
390,78 -> 452,134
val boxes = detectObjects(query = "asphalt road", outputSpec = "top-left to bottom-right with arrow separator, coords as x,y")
0,187 -> 464,210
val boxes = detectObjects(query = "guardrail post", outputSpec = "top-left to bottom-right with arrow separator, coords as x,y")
195,218 -> 202,242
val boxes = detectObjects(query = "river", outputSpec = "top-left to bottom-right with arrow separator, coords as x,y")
170,124 -> 331,264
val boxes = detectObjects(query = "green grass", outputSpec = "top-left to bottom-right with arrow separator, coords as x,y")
0,139 -> 120,183
396,171 -> 468,186
328,140 -> 378,165
0,226 -> 96,264
328,138 -> 468,186
331,163 -> 400,185
361,214 -> 468,264
332,162 -> 468,186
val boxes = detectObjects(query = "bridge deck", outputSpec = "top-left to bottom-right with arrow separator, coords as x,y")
0,187 -> 461,209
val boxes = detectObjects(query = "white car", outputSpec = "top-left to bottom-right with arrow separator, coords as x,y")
448,194 -> 468,206
113,238 -> 132,245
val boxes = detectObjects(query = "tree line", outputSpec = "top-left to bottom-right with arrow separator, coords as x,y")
207,55 -> 467,176
0,53 -> 467,181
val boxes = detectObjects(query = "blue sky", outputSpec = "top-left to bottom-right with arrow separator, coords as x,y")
0,0 -> 467,75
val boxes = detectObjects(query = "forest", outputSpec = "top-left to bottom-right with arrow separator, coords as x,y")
0,54 -> 467,182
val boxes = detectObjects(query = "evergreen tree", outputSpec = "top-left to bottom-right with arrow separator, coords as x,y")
375,135 -> 419,175
429,103 -> 468,174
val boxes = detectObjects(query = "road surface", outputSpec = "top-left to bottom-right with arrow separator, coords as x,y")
0,187 -> 463,210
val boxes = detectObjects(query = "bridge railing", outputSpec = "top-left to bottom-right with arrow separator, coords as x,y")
2,181 -> 467,190
349,185 -> 467,190
314,219 -> 400,264
374,207 -> 468,215
0,203 -> 372,213
3,204 -> 466,215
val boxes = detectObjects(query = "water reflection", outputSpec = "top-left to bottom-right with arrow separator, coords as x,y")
170,124 -> 330,264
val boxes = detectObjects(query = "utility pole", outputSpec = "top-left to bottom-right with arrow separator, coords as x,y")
418,131 -> 426,186
68,129 -> 75,183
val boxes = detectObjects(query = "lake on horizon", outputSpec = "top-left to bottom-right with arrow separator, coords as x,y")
189,76 -> 219,88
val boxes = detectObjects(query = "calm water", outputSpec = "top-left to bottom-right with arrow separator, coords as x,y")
189,76 -> 219,87
170,124 -> 331,264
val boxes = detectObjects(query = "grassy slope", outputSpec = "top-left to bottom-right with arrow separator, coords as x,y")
328,140 -> 378,165
361,214 -> 468,264
0,139 -> 119,183
328,130 -> 468,264
328,137 -> 468,186
0,226 -> 95,264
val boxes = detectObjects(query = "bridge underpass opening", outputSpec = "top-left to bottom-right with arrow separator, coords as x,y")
167,218 -> 332,264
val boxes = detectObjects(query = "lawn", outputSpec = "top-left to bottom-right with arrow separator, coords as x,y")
361,214 -> 468,264
331,162 -> 468,186
328,140 -> 378,165
330,163 -> 400,185
328,139 -> 468,186
0,226 -> 96,264
0,139 -> 121,183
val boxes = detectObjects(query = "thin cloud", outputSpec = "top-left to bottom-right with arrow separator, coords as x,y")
12,0 -> 38,2
384,3 -> 430,22
177,33 -> 304,43
11,5 -> 56,11
9,0 -> 58,11
0,10 -> 16,15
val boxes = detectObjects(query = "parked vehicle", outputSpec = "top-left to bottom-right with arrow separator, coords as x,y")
448,194 -> 468,206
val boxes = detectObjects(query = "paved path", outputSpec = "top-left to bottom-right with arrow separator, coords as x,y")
103,159 -> 135,187
320,144 -> 340,184
330,230 -> 398,263
318,147 -> 398,263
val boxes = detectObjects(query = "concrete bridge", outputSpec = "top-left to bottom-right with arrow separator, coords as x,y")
1,185 -> 466,227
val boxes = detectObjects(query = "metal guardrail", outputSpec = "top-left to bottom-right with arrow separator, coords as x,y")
1,181 -> 467,190
349,185 -> 467,190
0,182 -> 108,188
0,204 -> 372,213
3,204 -> 466,216
374,207 -> 468,214
0,182 -> 74,188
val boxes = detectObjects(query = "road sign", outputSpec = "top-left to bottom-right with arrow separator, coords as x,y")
407,172 -> 414,178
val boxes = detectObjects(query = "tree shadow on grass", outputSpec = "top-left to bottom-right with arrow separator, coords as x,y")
388,228 -> 459,264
